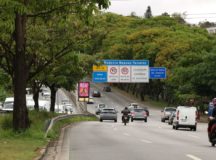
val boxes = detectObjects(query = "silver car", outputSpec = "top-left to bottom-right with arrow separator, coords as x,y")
99,108 -> 117,122
131,108 -> 147,122
161,107 -> 176,122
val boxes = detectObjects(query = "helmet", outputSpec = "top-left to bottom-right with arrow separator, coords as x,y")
125,107 -> 128,110
212,98 -> 216,106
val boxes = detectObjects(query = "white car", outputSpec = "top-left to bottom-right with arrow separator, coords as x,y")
95,103 -> 106,115
128,103 -> 139,111
63,104 -> 73,114
42,90 -> 51,97
2,97 -> 14,112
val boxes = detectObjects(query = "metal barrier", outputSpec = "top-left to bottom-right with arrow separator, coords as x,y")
44,113 -> 95,138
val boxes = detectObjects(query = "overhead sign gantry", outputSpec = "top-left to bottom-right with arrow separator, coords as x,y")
93,60 -> 150,83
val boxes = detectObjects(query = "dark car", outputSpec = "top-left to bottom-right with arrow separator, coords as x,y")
92,90 -> 101,97
103,86 -> 111,92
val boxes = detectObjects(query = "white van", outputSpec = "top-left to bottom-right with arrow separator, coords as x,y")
172,106 -> 198,131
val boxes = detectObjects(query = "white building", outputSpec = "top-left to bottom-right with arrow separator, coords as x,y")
206,27 -> 216,34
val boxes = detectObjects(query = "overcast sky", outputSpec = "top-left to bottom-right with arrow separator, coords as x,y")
105,0 -> 216,24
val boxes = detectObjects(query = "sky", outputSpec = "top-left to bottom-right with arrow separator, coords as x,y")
105,0 -> 216,24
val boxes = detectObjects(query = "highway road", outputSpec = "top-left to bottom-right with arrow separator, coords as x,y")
56,84 -> 215,160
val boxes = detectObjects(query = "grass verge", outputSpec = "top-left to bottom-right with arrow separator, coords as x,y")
0,111 -> 97,160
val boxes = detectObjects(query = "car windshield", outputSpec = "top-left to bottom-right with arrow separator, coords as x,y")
133,109 -> 145,112
102,109 -> 115,113
166,108 -> 176,112
99,104 -> 106,108
4,102 -> 13,109
131,103 -> 138,108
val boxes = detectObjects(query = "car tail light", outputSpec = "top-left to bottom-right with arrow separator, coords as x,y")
143,112 -> 147,116
131,111 -> 135,116
177,111 -> 179,120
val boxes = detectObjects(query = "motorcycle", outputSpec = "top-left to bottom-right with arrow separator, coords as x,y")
208,118 -> 216,147
122,115 -> 129,126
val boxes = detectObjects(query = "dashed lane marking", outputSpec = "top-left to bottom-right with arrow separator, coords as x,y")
186,154 -> 202,160
188,135 -> 200,139
141,139 -> 153,144
123,133 -> 130,136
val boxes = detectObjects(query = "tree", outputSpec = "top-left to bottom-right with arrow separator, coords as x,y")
144,6 -> 152,19
42,54 -> 84,112
0,0 -> 110,131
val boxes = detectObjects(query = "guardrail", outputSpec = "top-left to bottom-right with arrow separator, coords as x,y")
44,113 -> 95,138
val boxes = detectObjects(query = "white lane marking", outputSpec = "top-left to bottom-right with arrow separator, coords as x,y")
123,133 -> 130,136
141,139 -> 152,144
188,135 -> 200,139
186,154 -> 202,160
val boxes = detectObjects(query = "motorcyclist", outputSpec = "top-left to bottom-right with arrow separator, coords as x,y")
208,98 -> 216,133
121,107 -> 130,122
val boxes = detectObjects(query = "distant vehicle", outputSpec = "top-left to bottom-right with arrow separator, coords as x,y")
92,90 -> 101,97
168,112 -> 176,125
26,95 -> 34,110
61,99 -> 72,105
128,103 -> 139,112
128,103 -> 149,117
99,108 -> 117,122
39,100 -> 50,111
103,86 -> 111,92
55,104 -> 65,113
0,102 -> 3,110
42,90 -> 51,97
87,97 -> 94,104
161,107 -> 176,122
131,108 -> 147,122
172,106 -> 198,131
63,104 -> 73,114
95,103 -> 107,115
2,97 -> 14,112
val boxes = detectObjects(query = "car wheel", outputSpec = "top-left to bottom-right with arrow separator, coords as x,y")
161,118 -> 165,122
131,118 -> 133,122
100,119 -> 103,122
114,119 -> 117,122
212,142 -> 215,147
144,119 -> 147,123
175,126 -> 178,130
194,126 -> 197,131
173,125 -> 175,129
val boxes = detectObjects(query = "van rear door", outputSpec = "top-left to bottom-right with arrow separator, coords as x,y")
179,107 -> 196,125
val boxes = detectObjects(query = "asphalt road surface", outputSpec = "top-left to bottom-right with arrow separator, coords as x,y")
57,83 -> 215,160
